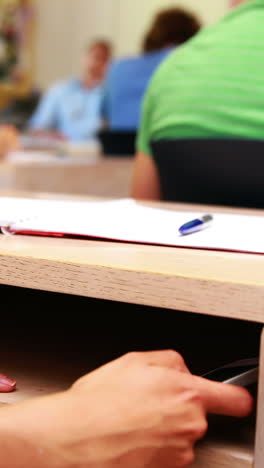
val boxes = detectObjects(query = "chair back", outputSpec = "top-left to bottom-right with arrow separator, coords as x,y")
151,139 -> 264,208
98,130 -> 137,156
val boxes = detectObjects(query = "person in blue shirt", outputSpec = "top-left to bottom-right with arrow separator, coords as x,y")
102,8 -> 201,131
29,40 -> 112,142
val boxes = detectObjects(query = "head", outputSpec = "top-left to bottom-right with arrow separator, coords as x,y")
142,8 -> 201,54
82,40 -> 112,85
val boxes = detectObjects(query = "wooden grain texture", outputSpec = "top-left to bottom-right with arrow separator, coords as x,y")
192,439 -> 253,468
0,348 -> 255,468
0,194 -> 264,322
0,157 -> 133,197
0,351 -> 89,405
0,163 -> 14,190
0,192 -> 260,467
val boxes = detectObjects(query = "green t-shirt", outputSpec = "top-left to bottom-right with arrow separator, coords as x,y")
137,0 -> 264,156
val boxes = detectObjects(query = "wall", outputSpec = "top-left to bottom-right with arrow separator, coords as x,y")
35,0 -> 115,88
34,0 -> 229,89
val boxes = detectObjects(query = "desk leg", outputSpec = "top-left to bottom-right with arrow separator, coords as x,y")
255,327 -> 264,468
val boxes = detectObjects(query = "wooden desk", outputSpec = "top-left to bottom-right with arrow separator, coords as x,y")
0,192 -> 263,468
0,157 -> 134,197
0,162 -> 14,190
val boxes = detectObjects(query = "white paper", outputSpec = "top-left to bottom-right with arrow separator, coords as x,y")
0,197 -> 263,254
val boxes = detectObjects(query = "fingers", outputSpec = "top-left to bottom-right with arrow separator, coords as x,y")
0,374 -> 16,393
193,375 -> 253,417
122,351 -> 253,419
125,350 -> 190,373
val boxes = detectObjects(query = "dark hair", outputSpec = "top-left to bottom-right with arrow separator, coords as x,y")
142,8 -> 201,53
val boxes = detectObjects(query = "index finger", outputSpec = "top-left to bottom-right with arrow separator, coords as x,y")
193,376 -> 254,417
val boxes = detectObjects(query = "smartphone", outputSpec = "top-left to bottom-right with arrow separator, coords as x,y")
203,358 -> 259,387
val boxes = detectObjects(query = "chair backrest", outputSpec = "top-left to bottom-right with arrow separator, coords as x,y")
0,91 -> 41,131
151,139 -> 264,208
97,130 -> 137,156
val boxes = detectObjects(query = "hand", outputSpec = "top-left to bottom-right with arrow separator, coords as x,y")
67,351 -> 253,467
0,351 -> 253,468
0,374 -> 16,392
0,126 -> 19,159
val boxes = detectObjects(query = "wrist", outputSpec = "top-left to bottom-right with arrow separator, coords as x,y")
0,393 -> 72,468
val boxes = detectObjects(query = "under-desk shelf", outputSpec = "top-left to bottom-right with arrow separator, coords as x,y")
0,349 -> 255,468
193,429 -> 254,468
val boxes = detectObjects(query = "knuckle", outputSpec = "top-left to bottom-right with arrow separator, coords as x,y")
196,419 -> 208,438
177,450 -> 195,467
123,351 -> 142,364
166,350 -> 185,365
186,419 -> 208,440
185,390 -> 203,404
71,377 -> 83,391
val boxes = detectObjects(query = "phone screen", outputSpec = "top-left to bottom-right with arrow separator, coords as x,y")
205,365 -> 255,382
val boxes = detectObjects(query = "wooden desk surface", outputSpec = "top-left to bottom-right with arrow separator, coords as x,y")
0,194 -> 261,468
0,192 -> 264,323
0,156 -> 133,197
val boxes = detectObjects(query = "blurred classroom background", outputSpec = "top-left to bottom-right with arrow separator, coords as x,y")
35,0 -> 228,88
0,0 -> 230,197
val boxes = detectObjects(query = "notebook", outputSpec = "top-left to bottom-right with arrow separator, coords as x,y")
0,196 -> 263,254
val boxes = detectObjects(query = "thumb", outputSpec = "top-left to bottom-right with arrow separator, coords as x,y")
193,376 -> 254,417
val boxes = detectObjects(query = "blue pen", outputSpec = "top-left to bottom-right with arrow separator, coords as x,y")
179,214 -> 213,236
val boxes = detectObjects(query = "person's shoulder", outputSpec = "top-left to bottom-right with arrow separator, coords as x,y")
138,48 -> 174,68
109,55 -> 156,83
217,0 -> 264,39
221,0 -> 263,23
114,49 -> 173,71
108,57 -> 127,71
155,47 -> 175,59
110,55 -> 142,72
46,79 -> 78,96
105,59 -> 131,83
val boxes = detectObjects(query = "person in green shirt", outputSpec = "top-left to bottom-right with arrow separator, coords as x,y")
132,0 -> 261,199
